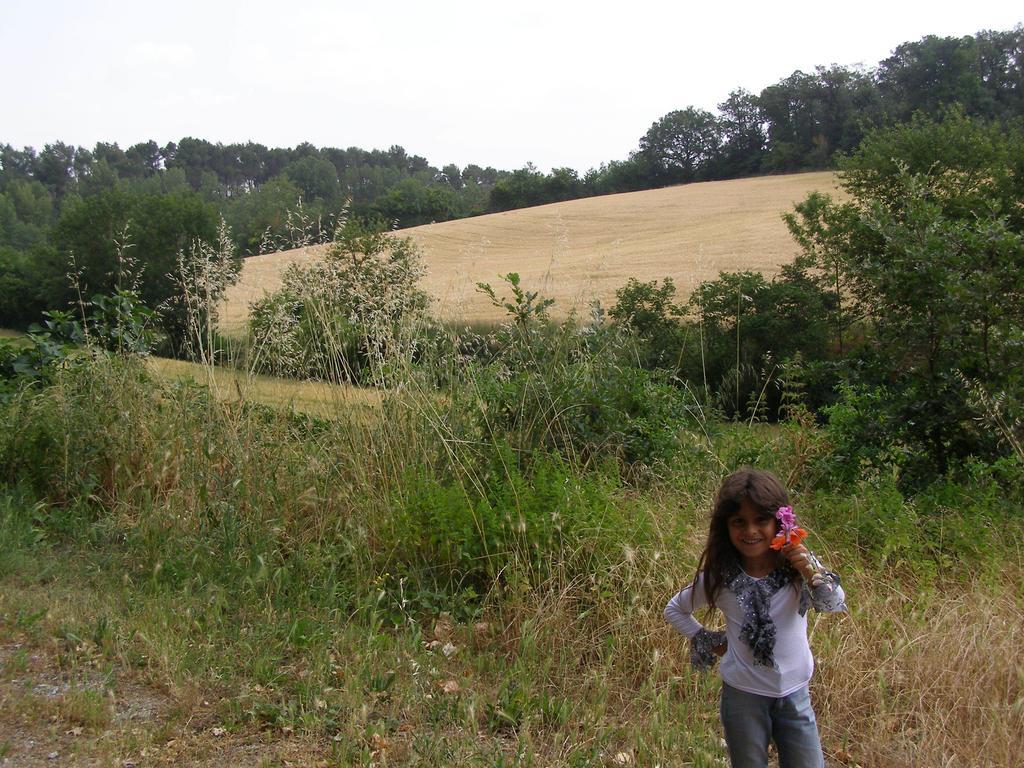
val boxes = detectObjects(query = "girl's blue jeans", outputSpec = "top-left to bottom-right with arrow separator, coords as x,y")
720,682 -> 825,768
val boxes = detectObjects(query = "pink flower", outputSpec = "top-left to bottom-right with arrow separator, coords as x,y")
776,506 -> 796,531
771,506 -> 807,550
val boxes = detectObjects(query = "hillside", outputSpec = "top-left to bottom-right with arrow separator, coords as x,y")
219,171 -> 842,332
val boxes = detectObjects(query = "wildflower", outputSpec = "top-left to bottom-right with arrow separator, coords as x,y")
770,505 -> 808,550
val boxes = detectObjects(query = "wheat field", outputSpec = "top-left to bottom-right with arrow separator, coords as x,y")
219,171 -> 843,333
146,356 -> 381,416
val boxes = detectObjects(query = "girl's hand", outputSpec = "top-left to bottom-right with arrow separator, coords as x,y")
781,542 -> 819,581
713,640 -> 727,657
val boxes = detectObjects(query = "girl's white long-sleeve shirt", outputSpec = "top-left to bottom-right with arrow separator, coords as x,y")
664,568 -> 845,697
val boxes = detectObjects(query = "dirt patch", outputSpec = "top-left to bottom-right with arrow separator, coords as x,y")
0,636 -> 331,768
1,637 -> 163,765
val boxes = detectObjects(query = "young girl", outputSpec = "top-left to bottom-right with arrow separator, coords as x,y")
664,468 -> 846,768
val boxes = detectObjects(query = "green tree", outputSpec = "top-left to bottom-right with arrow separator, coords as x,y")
758,66 -> 880,171
0,180 -> 53,251
125,140 -> 164,177
53,189 -> 135,303
440,163 -> 463,191
877,35 -> 986,122
838,107 -> 1024,225
544,167 -> 585,201
783,192 -> 869,355
0,145 -> 39,182
53,188 -> 224,350
372,177 -> 460,227
787,112 -> 1024,482
0,244 -> 65,328
35,142 -> 81,199
222,175 -> 305,255
584,154 -> 659,195
638,107 -> 722,183
975,26 -> 1024,119
489,165 -> 547,211
284,155 -> 341,204
714,89 -> 767,178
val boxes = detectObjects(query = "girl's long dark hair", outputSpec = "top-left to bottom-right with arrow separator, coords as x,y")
694,468 -> 790,608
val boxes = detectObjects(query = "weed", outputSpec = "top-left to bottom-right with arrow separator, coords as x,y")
1,246 -> 1022,766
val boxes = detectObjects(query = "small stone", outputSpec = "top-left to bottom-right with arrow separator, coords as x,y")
47,753 -> 59,761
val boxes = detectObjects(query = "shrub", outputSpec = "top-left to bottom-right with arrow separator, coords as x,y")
608,277 -> 687,371
463,274 -> 699,471
682,267 -> 837,419
787,111 -> 1024,485
384,447 -> 647,594
808,461 -> 1021,579
248,219 -> 429,383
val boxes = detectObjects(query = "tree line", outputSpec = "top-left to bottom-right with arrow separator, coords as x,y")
490,26 -> 1024,208
4,108 -> 1023,489
1,25 -> 1022,335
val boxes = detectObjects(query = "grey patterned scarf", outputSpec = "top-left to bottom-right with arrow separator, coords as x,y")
724,565 -> 801,669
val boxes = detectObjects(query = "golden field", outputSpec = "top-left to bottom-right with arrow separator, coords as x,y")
219,171 -> 843,333
145,356 -> 381,417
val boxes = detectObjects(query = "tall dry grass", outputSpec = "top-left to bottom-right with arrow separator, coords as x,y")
2,351 -> 1021,766
814,574 -> 1024,767
2,213 -> 1022,766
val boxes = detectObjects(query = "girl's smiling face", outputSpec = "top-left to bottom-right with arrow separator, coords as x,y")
727,498 -> 778,571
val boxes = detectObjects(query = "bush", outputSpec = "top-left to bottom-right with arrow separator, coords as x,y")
608,277 -> 687,371
682,267 -> 837,419
469,359 -> 694,470
463,274 -> 700,471
385,447 -> 647,593
788,111 -> 1024,484
0,310 -> 87,402
808,461 -> 1022,579
248,220 -> 429,383
248,289 -> 365,381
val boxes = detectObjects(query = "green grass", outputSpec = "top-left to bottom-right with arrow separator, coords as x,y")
1,355 -> 1021,767
3,472 -> 1019,766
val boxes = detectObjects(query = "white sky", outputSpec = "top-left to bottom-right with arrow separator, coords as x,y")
3,1 -> 1021,173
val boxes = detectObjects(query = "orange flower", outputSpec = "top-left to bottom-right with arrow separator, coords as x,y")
770,526 -> 808,550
